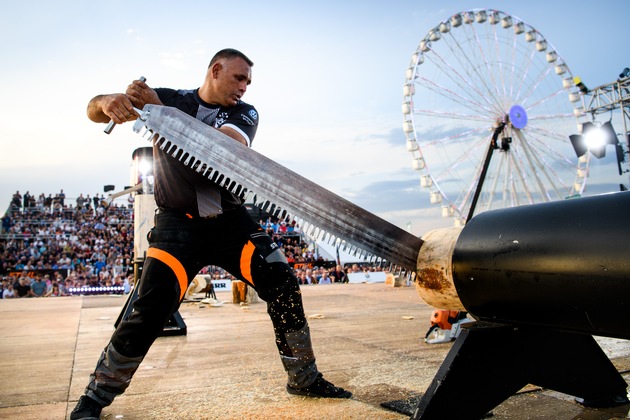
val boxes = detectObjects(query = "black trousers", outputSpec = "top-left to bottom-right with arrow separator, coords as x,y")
86,206 -> 313,405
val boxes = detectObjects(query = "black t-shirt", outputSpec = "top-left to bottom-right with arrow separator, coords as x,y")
153,88 -> 259,217
14,282 -> 30,297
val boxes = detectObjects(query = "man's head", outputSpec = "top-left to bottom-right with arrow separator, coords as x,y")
201,48 -> 253,107
208,48 -> 253,68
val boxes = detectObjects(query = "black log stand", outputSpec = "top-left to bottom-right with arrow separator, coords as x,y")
412,322 -> 628,419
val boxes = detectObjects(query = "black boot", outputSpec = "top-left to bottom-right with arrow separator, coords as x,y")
70,395 -> 103,420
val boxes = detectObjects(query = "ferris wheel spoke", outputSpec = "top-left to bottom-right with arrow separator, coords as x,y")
515,130 -> 568,199
514,130 -> 554,201
433,134 -> 489,183
524,126 -> 576,166
415,74 -> 494,116
512,48 -> 540,105
500,159 -> 514,208
527,112 -> 575,123
520,70 -> 554,109
444,25 -> 504,107
523,85 -> 566,113
470,24 -> 506,104
413,108 -> 490,123
484,151 -> 508,212
508,152 -> 535,204
423,43 -> 488,99
441,29 -> 505,113
520,129 -> 577,191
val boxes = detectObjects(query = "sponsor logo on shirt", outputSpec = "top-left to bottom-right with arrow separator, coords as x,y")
241,114 -> 254,125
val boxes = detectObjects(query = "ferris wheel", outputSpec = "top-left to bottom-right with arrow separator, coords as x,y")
402,9 -> 587,226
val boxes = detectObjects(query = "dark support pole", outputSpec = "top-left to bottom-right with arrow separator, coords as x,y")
412,322 -> 628,420
466,123 -> 505,222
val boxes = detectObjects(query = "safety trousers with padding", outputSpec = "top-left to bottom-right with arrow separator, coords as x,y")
83,206 -> 318,406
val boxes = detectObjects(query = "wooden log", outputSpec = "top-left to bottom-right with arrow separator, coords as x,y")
232,280 -> 248,303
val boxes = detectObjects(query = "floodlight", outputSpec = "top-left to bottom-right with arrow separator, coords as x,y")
600,121 -> 620,145
583,122 -> 607,158
131,147 -> 154,185
570,134 -> 588,158
569,120 -> 621,160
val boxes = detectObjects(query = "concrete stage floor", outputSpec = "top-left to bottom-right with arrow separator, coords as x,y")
0,282 -> 629,419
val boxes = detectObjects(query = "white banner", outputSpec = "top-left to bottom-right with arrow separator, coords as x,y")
346,272 -> 387,284
211,279 -> 232,292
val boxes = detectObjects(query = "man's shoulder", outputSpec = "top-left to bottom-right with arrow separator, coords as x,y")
231,100 -> 257,115
225,101 -> 259,127
155,88 -> 198,111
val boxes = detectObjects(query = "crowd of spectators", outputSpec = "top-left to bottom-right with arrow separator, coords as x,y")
1,190 -> 135,299
1,190 -> 382,300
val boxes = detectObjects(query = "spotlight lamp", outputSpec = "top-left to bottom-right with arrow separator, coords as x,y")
569,120 -> 620,160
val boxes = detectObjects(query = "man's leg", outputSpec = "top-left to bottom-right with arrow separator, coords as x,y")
242,231 -> 352,398
72,237 -> 197,417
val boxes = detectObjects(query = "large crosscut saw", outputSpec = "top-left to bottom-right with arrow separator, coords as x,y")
132,105 -> 423,272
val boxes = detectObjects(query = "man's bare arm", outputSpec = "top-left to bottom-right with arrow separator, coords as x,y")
218,126 -> 247,146
86,94 -> 136,124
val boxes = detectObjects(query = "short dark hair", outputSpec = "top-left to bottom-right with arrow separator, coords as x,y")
209,48 -> 253,67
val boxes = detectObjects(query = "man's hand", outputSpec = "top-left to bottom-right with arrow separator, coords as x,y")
87,94 -> 137,124
126,79 -> 162,109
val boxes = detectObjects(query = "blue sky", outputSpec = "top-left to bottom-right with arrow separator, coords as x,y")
1,1 -> 628,236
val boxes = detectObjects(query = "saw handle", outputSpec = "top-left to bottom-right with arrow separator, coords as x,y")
104,76 -> 146,134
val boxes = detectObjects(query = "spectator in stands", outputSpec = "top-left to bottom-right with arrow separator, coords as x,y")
304,268 -> 317,285
63,278 -> 75,293
330,265 -> 346,283
297,269 -> 310,285
11,191 -> 22,209
122,275 -> 131,294
76,194 -> 87,210
37,193 -> 45,210
44,194 -> 53,211
29,275 -> 47,297
1,213 -> 10,234
58,189 -> 66,207
2,283 -> 16,299
45,283 -> 63,297
278,221 -> 288,234
318,269 -> 332,285
14,277 -> 31,297
23,191 -> 31,210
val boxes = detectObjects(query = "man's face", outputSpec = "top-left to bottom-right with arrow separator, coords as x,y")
213,57 -> 252,107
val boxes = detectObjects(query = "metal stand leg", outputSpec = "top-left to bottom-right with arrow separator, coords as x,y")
412,322 -> 628,419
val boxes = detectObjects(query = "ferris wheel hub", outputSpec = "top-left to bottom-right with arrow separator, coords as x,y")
509,105 -> 528,129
